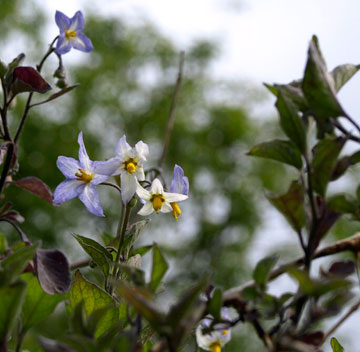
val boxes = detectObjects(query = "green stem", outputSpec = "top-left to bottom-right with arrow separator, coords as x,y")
115,204 -> 131,264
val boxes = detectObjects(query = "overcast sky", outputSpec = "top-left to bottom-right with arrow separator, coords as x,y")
39,1 -> 360,349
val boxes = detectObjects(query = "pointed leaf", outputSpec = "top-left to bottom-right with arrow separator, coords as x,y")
208,288 -> 222,321
122,219 -> 150,259
302,36 -> 344,118
248,139 -> 302,169
0,280 -> 27,343
253,255 -> 279,290
330,64 -> 360,92
73,234 -> 112,276
327,194 -> 358,214
30,85 -> 79,108
149,245 -> 169,292
36,249 -> 71,294
312,137 -> 345,196
330,337 -> 344,352
11,66 -> 51,94
70,270 -> 118,338
266,181 -> 306,232
275,87 -> 307,152
331,151 -> 360,181
0,243 -> 39,285
21,273 -> 64,332
117,284 -> 165,328
13,177 -> 53,203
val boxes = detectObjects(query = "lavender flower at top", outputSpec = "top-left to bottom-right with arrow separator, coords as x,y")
55,10 -> 94,55
169,164 -> 189,220
53,132 -> 117,216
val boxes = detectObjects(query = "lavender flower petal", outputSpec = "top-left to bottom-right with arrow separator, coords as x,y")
56,35 -> 72,55
121,172 -> 137,204
79,184 -> 104,217
57,156 -> 81,179
70,10 -> 85,31
55,11 -> 71,32
77,132 -> 91,170
53,179 -> 84,203
72,32 -> 94,53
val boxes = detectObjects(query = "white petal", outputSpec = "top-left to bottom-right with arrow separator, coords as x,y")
160,202 -> 172,213
135,167 -> 145,181
138,201 -> 154,216
164,192 -> 188,203
79,184 -> 104,217
151,178 -> 164,194
135,141 -> 149,160
115,135 -> 131,158
53,180 -> 84,203
136,181 -> 151,201
77,131 -> 92,171
121,173 -> 137,204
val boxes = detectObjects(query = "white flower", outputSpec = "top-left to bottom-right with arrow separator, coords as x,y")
136,178 -> 188,216
196,308 -> 232,352
112,135 -> 149,204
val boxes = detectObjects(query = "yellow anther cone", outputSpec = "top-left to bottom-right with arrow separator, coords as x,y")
210,342 -> 221,352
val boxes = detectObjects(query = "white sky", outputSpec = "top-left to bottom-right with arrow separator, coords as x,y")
38,1 -> 360,350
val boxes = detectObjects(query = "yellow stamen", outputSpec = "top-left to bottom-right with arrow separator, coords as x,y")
210,342 -> 221,352
152,194 -> 164,212
125,161 -> 137,174
222,330 -> 228,335
65,30 -> 77,39
75,168 -> 93,183
170,202 -> 181,220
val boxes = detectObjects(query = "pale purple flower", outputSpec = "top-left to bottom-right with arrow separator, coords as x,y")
111,135 -> 149,204
53,132 -> 117,216
170,164 -> 189,195
136,178 -> 188,216
55,10 -> 93,55
169,164 -> 189,220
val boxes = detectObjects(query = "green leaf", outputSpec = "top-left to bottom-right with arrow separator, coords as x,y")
330,64 -> 360,92
253,255 -> 279,290
0,234 -> 8,254
30,85 -> 79,108
69,270 -> 118,338
330,337 -> 344,352
266,181 -> 306,233
248,139 -> 302,169
121,220 -> 150,259
302,36 -> 344,118
21,273 -> 64,332
331,151 -> 360,181
312,137 -> 345,196
149,245 -> 169,292
0,243 -> 39,285
131,245 -> 153,257
208,288 -> 222,321
0,60 -> 7,79
265,82 -> 308,112
73,235 -> 113,276
327,194 -> 358,214
117,284 -> 165,328
275,88 -> 307,152
0,280 -> 27,343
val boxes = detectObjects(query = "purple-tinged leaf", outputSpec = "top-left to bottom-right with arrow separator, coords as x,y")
266,181 -> 306,233
298,331 -> 324,346
11,66 -> 51,95
35,249 -> 71,294
321,260 -> 355,278
13,176 -> 53,203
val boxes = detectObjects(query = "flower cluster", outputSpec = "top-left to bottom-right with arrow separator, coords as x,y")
54,132 -> 188,218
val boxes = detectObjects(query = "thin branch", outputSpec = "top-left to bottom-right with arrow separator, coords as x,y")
332,118 -> 360,143
157,51 -> 185,168
0,142 -> 14,194
101,181 -> 122,194
70,258 -> 91,270
322,299 -> 360,343
224,233 -> 360,303
343,111 -> 360,135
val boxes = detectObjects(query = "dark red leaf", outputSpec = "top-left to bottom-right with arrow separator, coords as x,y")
322,260 -> 355,278
13,176 -> 53,203
35,249 -> 71,295
298,331 -> 324,346
12,66 -> 51,94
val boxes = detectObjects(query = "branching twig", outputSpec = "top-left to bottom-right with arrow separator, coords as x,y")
157,51 -> 185,168
322,299 -> 360,343
224,233 -> 360,303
